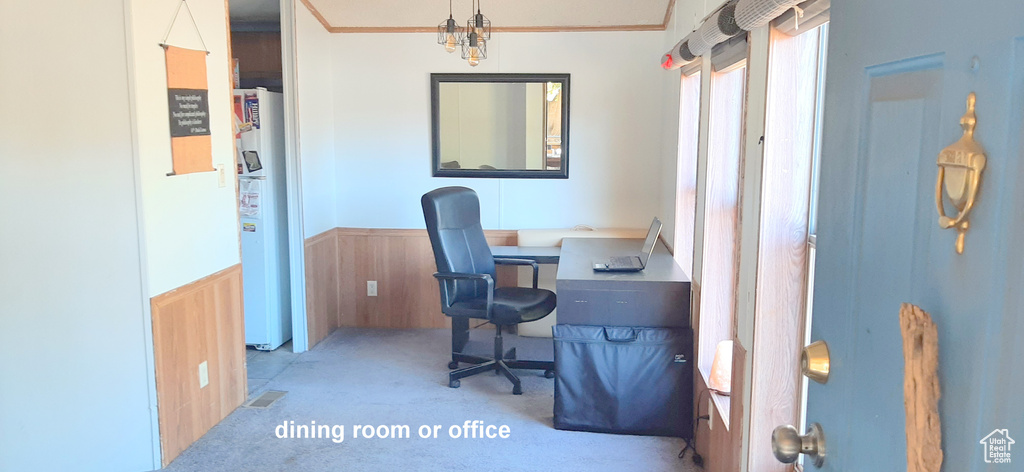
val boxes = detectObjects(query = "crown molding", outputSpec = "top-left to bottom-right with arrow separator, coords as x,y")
300,0 -> 677,33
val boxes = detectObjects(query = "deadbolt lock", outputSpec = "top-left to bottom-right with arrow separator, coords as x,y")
801,340 -> 830,384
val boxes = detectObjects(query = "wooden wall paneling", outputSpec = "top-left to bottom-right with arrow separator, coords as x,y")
151,265 -> 246,466
333,228 -> 517,330
230,32 -> 283,82
336,230 -> 355,327
305,230 -> 341,349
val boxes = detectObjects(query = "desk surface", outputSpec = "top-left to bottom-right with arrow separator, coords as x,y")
554,238 -> 690,328
490,246 -> 561,265
556,238 -> 689,283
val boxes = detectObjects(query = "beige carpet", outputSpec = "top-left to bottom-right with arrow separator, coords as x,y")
162,328 -> 695,472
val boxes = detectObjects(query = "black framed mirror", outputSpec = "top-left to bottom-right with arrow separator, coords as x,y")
431,73 -> 570,179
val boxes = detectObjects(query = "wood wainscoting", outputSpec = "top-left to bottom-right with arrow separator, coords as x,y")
151,264 -> 246,467
304,228 -> 518,348
693,338 -> 746,472
305,229 -> 341,348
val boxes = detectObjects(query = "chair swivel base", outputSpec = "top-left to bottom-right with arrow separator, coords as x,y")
447,333 -> 554,395
448,358 -> 554,395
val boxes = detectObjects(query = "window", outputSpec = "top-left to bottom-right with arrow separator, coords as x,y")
673,71 -> 701,276
698,63 -> 746,379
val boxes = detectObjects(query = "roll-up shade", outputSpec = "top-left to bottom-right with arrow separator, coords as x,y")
773,0 -> 830,35
662,0 -> 826,69
686,27 -> 716,57
711,34 -> 748,72
735,0 -> 803,30
680,59 -> 702,77
662,39 -> 699,70
697,7 -> 736,53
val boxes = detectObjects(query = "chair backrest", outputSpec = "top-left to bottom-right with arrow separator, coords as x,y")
421,187 -> 496,306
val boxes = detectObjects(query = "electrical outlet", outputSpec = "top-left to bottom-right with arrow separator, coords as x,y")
198,361 -> 209,388
367,281 -> 377,297
216,164 -> 227,188
708,397 -> 714,430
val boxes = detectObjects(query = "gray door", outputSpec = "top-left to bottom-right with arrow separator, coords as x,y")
803,0 -> 1024,469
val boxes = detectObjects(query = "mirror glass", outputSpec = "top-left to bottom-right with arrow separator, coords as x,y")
431,74 -> 569,178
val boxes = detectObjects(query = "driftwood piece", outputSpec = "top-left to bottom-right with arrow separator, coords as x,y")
900,303 -> 943,472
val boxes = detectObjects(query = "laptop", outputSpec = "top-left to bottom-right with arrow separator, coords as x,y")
593,217 -> 663,272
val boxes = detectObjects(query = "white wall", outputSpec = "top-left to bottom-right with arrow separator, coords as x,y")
0,0 -> 159,469
327,31 -> 670,230
295,3 -> 338,237
130,0 -> 241,296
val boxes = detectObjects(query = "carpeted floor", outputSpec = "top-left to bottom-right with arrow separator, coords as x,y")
163,328 -> 696,472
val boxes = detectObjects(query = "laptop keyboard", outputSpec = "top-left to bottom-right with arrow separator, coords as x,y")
608,256 -> 640,269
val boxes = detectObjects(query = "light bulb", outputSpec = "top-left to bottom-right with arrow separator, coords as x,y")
468,47 -> 480,66
476,35 -> 485,48
445,33 -> 457,53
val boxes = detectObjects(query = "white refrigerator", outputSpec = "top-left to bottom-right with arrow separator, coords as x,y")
235,88 -> 291,351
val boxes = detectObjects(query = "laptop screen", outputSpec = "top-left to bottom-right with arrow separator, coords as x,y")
638,217 -> 663,267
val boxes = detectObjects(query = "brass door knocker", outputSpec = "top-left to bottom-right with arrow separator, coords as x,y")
936,92 -> 987,254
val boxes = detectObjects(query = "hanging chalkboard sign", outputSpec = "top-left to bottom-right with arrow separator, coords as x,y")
167,89 -> 211,137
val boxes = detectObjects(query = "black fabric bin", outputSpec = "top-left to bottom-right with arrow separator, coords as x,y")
553,324 -> 693,438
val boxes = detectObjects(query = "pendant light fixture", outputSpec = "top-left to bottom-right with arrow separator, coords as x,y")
461,0 -> 489,66
437,0 -> 464,53
467,0 -> 491,43
461,30 -> 486,66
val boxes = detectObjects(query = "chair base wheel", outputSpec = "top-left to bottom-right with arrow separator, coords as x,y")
449,379 -> 460,388
512,385 -> 522,395
544,369 -> 555,379
448,361 -> 459,369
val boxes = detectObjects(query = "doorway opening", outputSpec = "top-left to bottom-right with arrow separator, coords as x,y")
228,0 -> 306,396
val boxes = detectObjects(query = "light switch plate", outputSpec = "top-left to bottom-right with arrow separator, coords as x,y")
216,164 -> 227,188
198,361 -> 209,388
367,281 -> 377,297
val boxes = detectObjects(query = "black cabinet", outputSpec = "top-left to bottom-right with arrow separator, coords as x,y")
551,238 -> 694,438
553,324 -> 693,438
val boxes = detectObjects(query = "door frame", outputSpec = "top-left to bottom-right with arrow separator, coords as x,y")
279,0 -> 309,353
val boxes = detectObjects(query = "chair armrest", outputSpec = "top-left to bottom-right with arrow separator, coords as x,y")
433,272 -> 494,319
493,257 -> 540,289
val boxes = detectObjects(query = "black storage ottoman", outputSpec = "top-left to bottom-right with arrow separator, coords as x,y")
553,324 -> 693,438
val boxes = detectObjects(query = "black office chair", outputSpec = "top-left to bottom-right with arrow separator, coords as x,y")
421,187 -> 556,395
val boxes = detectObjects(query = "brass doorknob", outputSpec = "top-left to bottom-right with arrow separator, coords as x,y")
772,423 -> 826,467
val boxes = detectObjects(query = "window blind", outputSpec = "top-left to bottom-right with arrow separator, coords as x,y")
711,34 -> 749,72
662,0 -> 829,69
773,0 -> 830,36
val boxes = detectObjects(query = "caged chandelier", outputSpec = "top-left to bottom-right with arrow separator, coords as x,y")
438,0 -> 491,66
